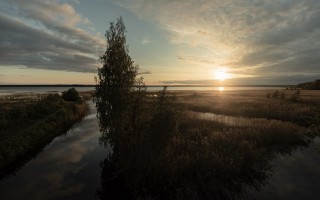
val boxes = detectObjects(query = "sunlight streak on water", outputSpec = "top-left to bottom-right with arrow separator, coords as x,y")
188,111 -> 260,127
188,111 -> 304,130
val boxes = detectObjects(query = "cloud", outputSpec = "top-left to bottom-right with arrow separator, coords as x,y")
160,73 -> 320,85
0,0 -> 104,73
119,0 -> 320,84
161,79 -> 218,85
142,37 -> 152,45
177,56 -> 215,65
138,69 -> 152,75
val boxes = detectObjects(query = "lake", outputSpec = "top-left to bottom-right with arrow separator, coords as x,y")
0,86 -> 286,96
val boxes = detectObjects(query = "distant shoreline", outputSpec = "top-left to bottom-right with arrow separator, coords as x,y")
0,84 -> 294,87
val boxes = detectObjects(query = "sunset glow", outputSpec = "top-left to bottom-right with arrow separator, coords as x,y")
214,69 -> 230,81
0,0 -> 320,85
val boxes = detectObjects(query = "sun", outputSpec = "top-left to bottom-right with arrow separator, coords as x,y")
218,86 -> 224,91
213,69 -> 230,81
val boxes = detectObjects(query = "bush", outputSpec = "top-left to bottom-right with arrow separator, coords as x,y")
272,90 -> 279,98
290,90 -> 301,102
62,88 -> 81,102
266,92 -> 270,99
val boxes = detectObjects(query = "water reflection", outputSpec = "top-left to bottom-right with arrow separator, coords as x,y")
189,111 -> 305,130
0,103 -> 107,200
247,137 -> 320,199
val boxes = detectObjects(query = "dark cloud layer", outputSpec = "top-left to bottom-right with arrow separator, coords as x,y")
0,0 -> 104,73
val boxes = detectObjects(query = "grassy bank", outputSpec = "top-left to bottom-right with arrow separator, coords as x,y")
0,92 -> 88,178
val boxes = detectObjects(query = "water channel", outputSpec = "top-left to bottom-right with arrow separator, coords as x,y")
0,102 -> 107,200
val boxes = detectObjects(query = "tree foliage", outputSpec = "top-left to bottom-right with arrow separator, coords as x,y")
95,17 -> 145,153
62,88 -> 80,102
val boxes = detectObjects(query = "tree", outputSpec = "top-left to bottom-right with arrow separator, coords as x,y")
95,17 -> 144,154
62,88 -> 80,102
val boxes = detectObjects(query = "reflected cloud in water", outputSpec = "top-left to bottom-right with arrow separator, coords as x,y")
247,137 -> 320,199
0,104 -> 107,200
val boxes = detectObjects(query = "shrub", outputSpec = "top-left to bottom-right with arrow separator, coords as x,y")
62,88 -> 81,102
266,92 -> 270,99
272,90 -> 279,98
290,90 -> 301,102
45,94 -> 61,102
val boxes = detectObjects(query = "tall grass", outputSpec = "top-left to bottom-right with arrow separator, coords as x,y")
97,90 -> 320,200
181,91 -> 320,127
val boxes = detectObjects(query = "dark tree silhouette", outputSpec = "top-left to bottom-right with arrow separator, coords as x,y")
62,88 -> 80,102
95,17 -> 144,155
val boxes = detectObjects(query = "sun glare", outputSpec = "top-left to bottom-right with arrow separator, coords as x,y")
214,69 -> 230,81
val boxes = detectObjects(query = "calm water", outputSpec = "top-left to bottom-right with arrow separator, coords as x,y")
0,86 -> 95,96
0,102 -> 108,200
0,86 -> 285,96
247,137 -> 320,199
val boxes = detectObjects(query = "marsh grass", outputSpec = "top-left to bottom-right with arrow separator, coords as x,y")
98,89 -> 320,200
180,90 -> 320,127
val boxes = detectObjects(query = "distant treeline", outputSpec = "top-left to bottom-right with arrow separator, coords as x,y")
297,79 -> 320,90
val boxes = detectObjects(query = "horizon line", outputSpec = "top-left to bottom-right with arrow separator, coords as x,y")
0,84 -> 296,87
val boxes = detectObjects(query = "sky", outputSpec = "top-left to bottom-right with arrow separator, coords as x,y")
0,0 -> 320,85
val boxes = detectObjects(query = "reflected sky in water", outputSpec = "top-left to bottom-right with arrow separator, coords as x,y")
0,102 -> 107,200
247,137 -> 320,199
